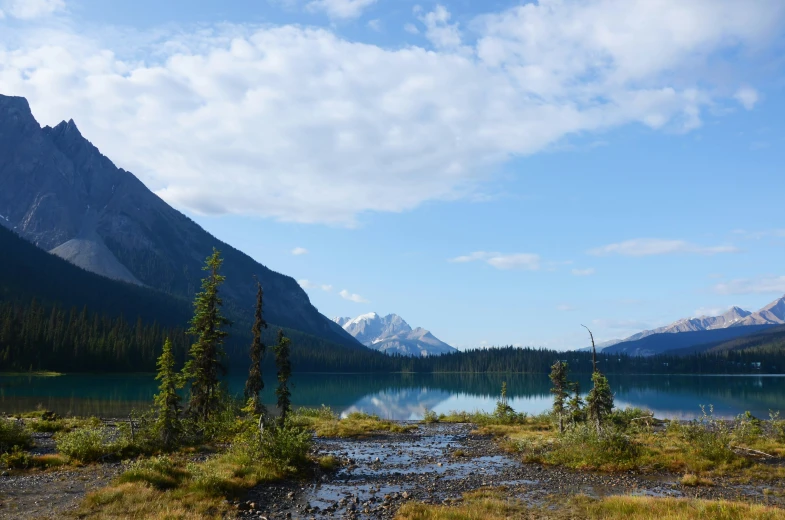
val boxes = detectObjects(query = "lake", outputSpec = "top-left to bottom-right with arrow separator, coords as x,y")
2,372 -> 784,420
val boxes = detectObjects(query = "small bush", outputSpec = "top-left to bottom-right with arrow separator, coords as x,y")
547,425 -> 642,470
733,411 -> 762,444
56,427 -> 115,462
770,411 -> 785,442
295,405 -> 337,421
1,448 -> 67,470
680,406 -> 735,464
422,409 -> 439,424
27,419 -> 68,433
318,455 -> 340,471
0,418 -> 32,453
259,421 -> 312,473
609,407 -> 653,430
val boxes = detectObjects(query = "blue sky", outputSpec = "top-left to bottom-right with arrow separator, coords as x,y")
1,0 -> 784,349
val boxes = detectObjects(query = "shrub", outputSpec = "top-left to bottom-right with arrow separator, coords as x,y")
609,407 -> 652,430
770,411 -> 785,442
295,405 -> 338,421
0,418 -> 32,453
680,406 -> 735,464
422,409 -> 439,424
318,455 -> 340,471
1,448 -> 68,470
259,421 -> 312,473
733,411 -> 762,444
56,427 -> 116,462
547,424 -> 642,470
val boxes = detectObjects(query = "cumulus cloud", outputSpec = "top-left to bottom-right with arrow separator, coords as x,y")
418,5 -> 463,50
715,276 -> 785,295
589,239 -> 739,257
735,87 -> 759,110
0,0 -> 783,224
449,251 -> 540,271
1,0 -> 65,19
291,247 -> 309,255
571,268 -> 595,276
339,289 -> 369,303
404,23 -> 419,35
306,0 -> 376,20
298,279 -> 333,291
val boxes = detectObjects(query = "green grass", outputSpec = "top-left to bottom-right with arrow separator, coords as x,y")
291,408 -> 418,437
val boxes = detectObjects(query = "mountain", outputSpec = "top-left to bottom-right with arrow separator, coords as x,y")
668,325 -> 785,357
601,325 -> 776,357
0,94 -> 358,350
590,296 -> 785,355
333,313 -> 457,357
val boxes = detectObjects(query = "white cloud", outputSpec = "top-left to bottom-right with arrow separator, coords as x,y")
306,0 -> 376,20
2,0 -> 65,19
367,19 -> 381,32
291,247 -> 309,255
589,239 -> 739,257
449,251 -> 540,271
298,279 -> 333,291
715,276 -> 785,295
1,1 -> 782,225
735,87 -> 759,110
557,304 -> 575,312
340,289 -> 369,303
297,279 -> 317,289
418,5 -> 463,50
0,9 -> 5,19
571,268 -> 595,276
404,23 -> 419,35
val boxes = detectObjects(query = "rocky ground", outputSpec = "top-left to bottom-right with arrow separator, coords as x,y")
241,423 -> 785,520
0,432 -> 123,519
2,423 -> 784,520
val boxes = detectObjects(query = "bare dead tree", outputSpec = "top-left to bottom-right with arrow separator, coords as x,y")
581,324 -> 597,373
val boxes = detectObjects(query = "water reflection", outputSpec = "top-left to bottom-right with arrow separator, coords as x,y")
1,373 -> 783,419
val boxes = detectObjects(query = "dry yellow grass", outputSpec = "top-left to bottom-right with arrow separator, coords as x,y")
395,490 -> 785,520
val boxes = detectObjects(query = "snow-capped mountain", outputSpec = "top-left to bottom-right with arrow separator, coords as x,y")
332,313 -> 457,357
590,295 -> 785,352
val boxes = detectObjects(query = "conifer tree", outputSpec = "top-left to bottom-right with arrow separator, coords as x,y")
583,325 -> 614,430
567,381 -> 585,426
183,249 -> 230,423
274,329 -> 292,425
244,281 -> 267,414
154,338 -> 181,447
549,361 -> 569,433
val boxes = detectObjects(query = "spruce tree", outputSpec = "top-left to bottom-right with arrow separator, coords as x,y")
582,324 -> 614,430
244,281 -> 267,414
274,329 -> 292,425
567,381 -> 585,426
183,248 -> 230,423
153,338 -> 181,448
549,361 -> 569,433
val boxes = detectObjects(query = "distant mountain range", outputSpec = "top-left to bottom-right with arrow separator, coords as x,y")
0,94 -> 357,350
593,295 -> 785,357
333,313 -> 457,357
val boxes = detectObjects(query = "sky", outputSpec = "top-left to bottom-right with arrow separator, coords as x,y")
1,0 -> 784,350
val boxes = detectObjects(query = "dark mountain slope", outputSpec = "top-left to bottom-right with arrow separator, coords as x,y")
602,325 -> 777,357
0,94 -> 358,349
668,326 -> 785,357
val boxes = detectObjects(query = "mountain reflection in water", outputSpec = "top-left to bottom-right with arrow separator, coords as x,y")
1,372 -> 783,419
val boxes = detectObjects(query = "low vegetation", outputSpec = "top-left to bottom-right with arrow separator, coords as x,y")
395,489 -> 785,519
291,406 -> 417,437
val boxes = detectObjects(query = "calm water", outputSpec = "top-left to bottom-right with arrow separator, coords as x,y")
1,372 -> 784,420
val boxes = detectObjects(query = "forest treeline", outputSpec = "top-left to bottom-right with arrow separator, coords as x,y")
2,295 -> 784,374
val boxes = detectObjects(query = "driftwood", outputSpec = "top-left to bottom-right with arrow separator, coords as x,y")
730,445 -> 776,459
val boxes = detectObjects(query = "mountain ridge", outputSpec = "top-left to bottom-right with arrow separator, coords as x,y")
0,94 -> 359,350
